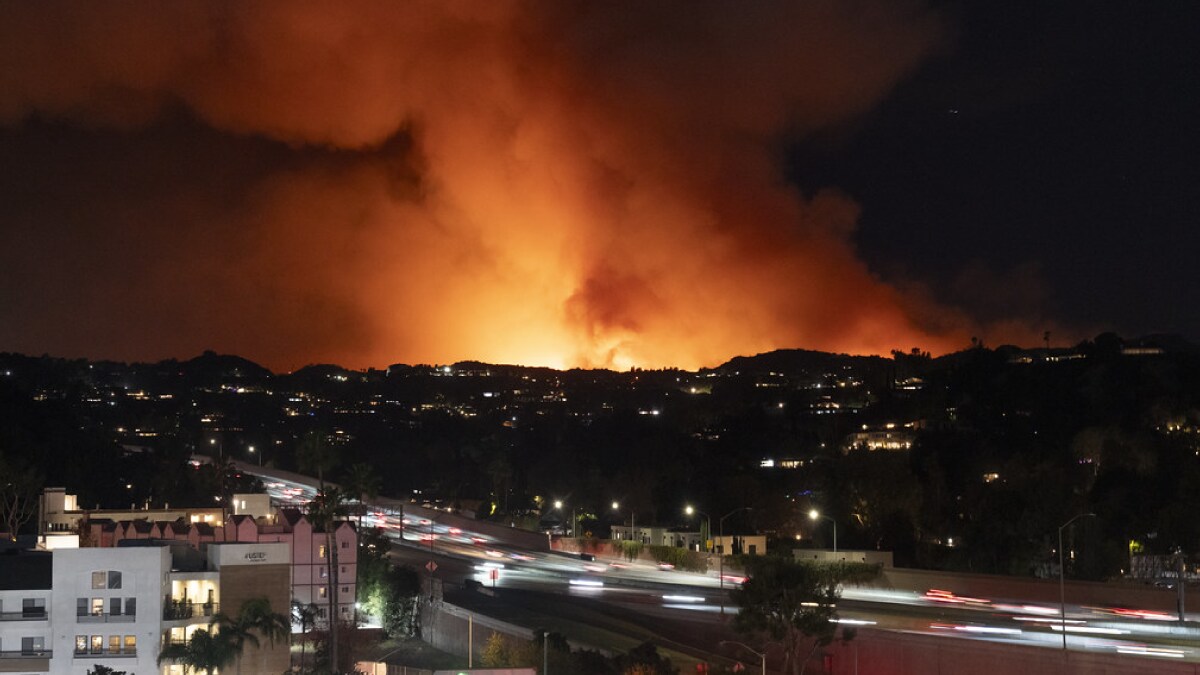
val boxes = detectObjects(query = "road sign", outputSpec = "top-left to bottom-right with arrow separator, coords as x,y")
426,560 -> 438,572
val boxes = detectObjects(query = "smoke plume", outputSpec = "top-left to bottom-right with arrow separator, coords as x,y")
0,1 -> 1034,370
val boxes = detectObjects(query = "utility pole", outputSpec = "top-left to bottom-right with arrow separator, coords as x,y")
1177,548 -> 1187,622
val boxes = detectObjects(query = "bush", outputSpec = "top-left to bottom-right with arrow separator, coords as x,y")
647,545 -> 707,573
619,540 -> 643,562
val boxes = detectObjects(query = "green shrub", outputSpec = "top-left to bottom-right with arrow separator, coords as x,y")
647,545 -> 708,573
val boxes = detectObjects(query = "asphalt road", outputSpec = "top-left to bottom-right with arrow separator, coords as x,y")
242,461 -> 1200,667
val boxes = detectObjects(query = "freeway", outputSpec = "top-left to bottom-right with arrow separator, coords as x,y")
236,460 -> 1200,667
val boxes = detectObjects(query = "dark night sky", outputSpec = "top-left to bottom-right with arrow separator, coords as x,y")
792,2 -> 1200,344
0,2 -> 1197,370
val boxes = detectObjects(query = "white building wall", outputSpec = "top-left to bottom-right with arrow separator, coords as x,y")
49,547 -> 169,675
0,587 -> 52,667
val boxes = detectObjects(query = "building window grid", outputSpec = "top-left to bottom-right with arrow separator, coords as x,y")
74,634 -> 136,657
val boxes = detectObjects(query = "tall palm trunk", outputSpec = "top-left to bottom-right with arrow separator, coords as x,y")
327,524 -> 339,672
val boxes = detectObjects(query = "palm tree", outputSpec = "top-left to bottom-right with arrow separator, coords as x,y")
156,628 -> 236,675
307,486 -> 349,671
212,597 -> 291,675
297,431 -> 339,489
292,600 -> 321,672
298,430 -> 344,671
342,462 -> 382,529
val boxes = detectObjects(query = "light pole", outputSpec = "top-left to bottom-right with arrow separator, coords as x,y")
720,640 -> 766,675
248,445 -> 261,466
718,506 -> 753,616
423,518 -> 436,602
612,501 -> 636,544
1059,513 -> 1096,650
684,505 -> 710,551
810,509 -> 837,553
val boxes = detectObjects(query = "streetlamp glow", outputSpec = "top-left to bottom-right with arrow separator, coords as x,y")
684,506 -> 710,552
809,509 -> 837,553
554,500 -> 563,510
612,501 -> 636,543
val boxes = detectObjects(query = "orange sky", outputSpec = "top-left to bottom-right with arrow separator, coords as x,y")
0,2 -> 1058,371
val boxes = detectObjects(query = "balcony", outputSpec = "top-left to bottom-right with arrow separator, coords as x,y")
0,649 -> 51,659
163,601 -> 218,621
76,611 -> 137,623
73,649 -> 136,659
0,609 -> 47,621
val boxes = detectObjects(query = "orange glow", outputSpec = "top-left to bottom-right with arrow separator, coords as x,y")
0,3 -> 1060,370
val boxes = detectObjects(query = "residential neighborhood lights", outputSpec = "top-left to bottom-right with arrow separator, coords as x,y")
809,509 -> 837,553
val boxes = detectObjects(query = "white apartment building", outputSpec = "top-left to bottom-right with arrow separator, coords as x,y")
0,551 -> 52,674
50,546 -> 169,675
0,542 -> 290,675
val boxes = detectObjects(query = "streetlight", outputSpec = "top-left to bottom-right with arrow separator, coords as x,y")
720,640 -> 766,675
1059,513 -> 1096,650
809,509 -> 837,553
248,445 -> 261,466
552,500 -> 576,538
718,506 -> 753,616
612,501 -> 636,544
684,505 -> 710,551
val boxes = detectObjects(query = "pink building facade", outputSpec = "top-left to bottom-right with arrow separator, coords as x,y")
86,509 -> 357,626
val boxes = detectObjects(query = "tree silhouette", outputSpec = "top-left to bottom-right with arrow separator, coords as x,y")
307,485 -> 348,671
292,600 -> 321,671
299,430 -> 344,670
342,462 -> 381,529
212,597 -> 290,675
732,558 -> 858,675
156,628 -> 236,675
0,452 -> 41,540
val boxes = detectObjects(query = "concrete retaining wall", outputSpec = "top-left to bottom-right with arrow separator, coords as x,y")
421,600 -> 536,663
872,566 -> 1179,612
827,627 -> 1200,675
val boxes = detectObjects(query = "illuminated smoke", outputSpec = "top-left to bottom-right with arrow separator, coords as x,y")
0,1 -> 1046,370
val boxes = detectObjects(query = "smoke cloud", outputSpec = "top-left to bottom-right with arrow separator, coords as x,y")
0,1 -> 1039,370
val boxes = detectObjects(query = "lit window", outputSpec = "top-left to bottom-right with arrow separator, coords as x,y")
75,636 -> 87,654
318,587 -> 327,598
108,635 -> 120,653
90,635 -> 103,654
319,545 -> 327,559
91,598 -> 104,616
91,572 -> 106,589
123,635 -> 136,654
